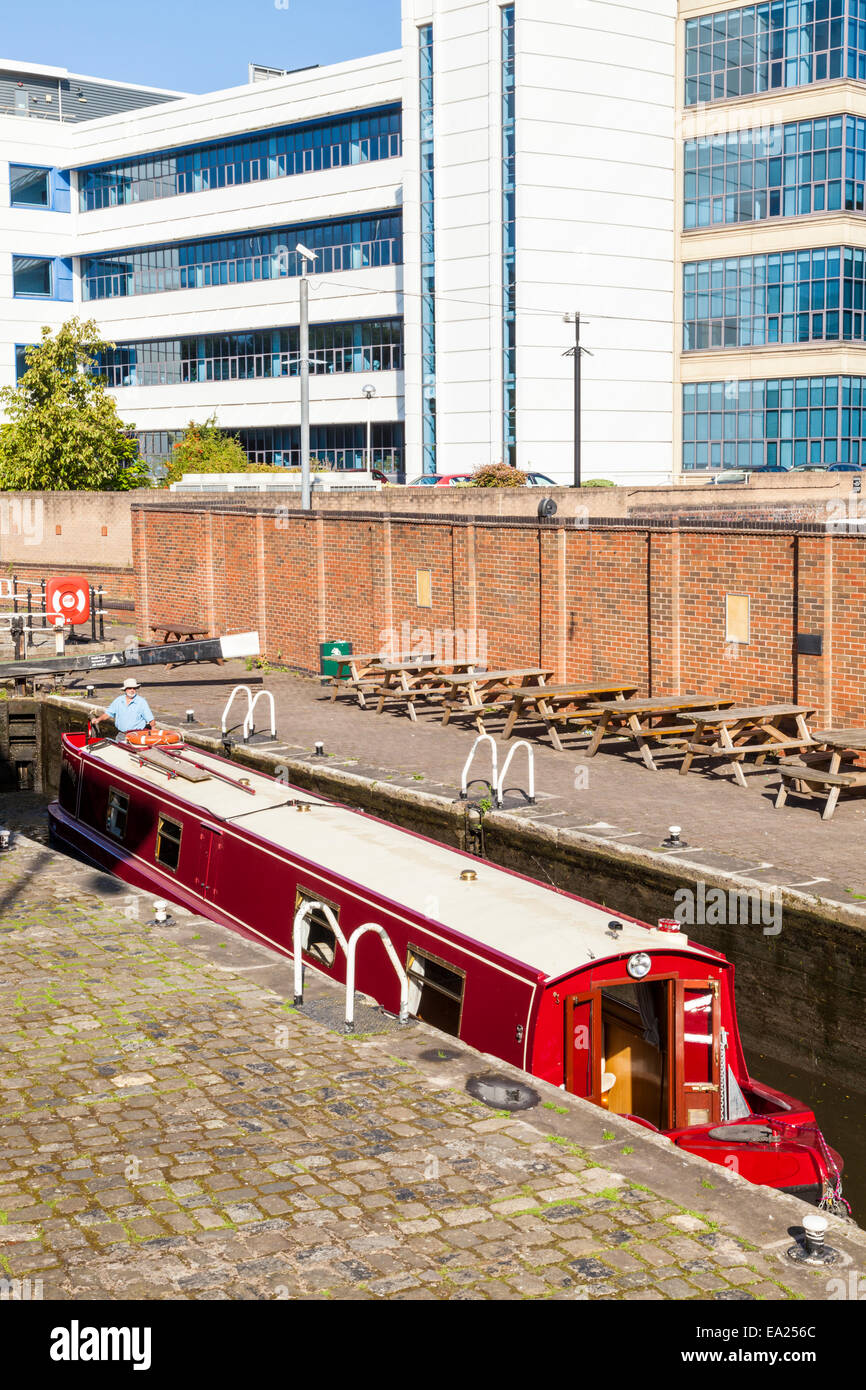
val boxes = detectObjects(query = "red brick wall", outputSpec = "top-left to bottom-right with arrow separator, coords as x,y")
131,503 -> 866,724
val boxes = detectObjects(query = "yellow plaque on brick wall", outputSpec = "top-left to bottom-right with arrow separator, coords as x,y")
416,569 -> 432,608
725,594 -> 750,645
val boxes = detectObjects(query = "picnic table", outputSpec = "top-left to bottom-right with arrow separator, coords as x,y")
584,695 -> 733,772
328,651 -> 433,708
149,623 -> 223,669
775,727 -> 866,819
679,704 -> 816,789
373,659 -> 480,721
438,668 -> 554,734
501,681 -> 639,752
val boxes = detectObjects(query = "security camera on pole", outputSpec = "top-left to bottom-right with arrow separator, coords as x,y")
296,241 -> 318,511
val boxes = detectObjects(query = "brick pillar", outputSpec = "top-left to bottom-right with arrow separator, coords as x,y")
203,512 -> 216,635
539,526 -> 566,682
131,508 -> 149,641
314,516 -> 327,668
379,517 -> 394,650
647,529 -> 678,697
793,533 -> 832,725
254,513 -> 268,657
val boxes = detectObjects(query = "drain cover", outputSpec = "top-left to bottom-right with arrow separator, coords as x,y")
466,1072 -> 539,1111
418,1047 -> 463,1063
706,1124 -> 777,1144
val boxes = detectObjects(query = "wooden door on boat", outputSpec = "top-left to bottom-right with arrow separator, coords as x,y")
195,823 -> 223,902
673,979 -> 721,1128
565,993 -> 602,1103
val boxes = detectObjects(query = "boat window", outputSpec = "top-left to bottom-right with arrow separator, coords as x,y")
295,888 -> 337,967
406,945 -> 465,1037
155,815 -> 183,872
106,787 -> 129,841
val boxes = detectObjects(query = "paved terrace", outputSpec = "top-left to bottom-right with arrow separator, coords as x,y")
67,652 -> 866,903
1,833 -> 865,1302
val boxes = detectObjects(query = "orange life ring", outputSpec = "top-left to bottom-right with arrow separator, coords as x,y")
126,727 -> 182,747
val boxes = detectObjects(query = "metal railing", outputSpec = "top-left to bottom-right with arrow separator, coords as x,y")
290,899 -> 409,1030
82,236 -> 401,301
243,690 -> 276,742
97,341 -> 403,387
221,684 -> 254,737
0,577 -> 106,657
461,734 -> 498,801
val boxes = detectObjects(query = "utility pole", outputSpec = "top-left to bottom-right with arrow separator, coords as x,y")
299,274 -> 311,511
573,312 -> 581,490
563,312 -> 593,490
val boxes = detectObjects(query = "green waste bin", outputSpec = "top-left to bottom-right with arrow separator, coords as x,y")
320,639 -> 353,677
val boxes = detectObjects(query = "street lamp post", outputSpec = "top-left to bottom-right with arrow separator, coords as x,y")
362,383 -> 376,473
296,242 -> 317,511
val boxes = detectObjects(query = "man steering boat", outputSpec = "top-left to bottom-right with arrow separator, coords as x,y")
93,677 -> 155,742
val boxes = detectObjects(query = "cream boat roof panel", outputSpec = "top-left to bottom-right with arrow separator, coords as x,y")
87,741 -> 707,981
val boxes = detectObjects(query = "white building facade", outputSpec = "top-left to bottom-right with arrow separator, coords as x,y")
0,3 -> 683,484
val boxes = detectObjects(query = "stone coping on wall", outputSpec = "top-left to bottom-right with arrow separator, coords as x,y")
130,498 -> 866,537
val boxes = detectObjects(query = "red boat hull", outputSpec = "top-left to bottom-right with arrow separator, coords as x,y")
47,732 -> 845,1207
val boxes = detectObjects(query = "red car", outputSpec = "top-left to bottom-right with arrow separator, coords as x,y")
408,472 -> 557,487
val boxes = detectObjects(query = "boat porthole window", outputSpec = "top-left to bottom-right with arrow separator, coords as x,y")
294,888 -> 337,967
155,815 -> 183,873
106,787 -> 129,841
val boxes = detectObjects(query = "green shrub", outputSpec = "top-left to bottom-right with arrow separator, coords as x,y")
467,462 -> 529,488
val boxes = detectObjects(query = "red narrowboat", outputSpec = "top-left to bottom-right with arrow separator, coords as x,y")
49,731 -> 845,1209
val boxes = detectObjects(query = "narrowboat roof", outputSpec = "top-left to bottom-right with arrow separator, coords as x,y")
79,738 -> 712,981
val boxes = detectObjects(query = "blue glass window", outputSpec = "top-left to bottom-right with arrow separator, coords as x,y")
12,256 -> 53,296
78,106 -> 402,211
135,422 -> 404,473
80,212 -> 402,301
682,375 -> 866,469
10,165 -> 49,207
502,5 -> 516,469
685,1 -> 852,107
684,114 -> 860,227
684,246 -> 866,349
93,319 -> 403,387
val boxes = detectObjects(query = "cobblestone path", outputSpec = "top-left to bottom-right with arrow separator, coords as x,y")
0,833 -> 861,1300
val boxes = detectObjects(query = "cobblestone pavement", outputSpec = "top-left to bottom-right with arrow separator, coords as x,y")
1,833 -> 863,1301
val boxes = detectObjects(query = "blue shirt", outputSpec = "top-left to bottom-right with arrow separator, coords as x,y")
106,693 -> 154,733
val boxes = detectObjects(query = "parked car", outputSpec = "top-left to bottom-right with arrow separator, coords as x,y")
703,470 -> 748,484
407,470 -> 560,487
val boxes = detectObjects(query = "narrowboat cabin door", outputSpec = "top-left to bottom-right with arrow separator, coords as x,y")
565,975 -> 721,1131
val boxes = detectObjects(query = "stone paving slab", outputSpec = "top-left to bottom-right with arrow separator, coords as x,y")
1,830 -> 864,1302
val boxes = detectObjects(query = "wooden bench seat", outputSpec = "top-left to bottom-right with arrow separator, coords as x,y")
775,761 -> 860,820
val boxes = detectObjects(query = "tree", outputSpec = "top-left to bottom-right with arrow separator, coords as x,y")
0,318 -> 148,491
162,417 -> 251,484
162,416 -> 329,485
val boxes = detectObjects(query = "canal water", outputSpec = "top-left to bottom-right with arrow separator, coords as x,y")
753,1051 -> 865,1224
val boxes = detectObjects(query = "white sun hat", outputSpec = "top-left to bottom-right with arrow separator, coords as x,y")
122,677 -> 140,690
